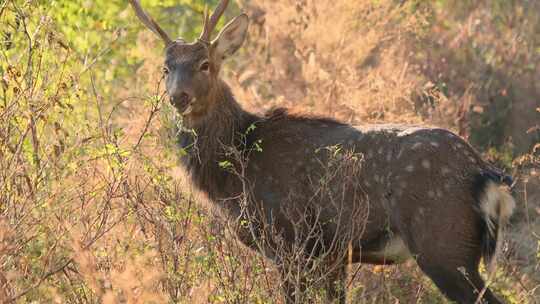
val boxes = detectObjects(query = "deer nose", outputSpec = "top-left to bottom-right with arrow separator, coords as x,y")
170,91 -> 192,109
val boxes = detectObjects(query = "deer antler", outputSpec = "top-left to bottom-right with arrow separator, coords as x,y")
128,0 -> 173,46
198,0 -> 230,44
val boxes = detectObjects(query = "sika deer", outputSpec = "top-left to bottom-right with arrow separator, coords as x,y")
128,1 -> 516,303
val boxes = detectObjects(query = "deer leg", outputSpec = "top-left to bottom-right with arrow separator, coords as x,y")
396,208 -> 503,304
415,262 -> 502,304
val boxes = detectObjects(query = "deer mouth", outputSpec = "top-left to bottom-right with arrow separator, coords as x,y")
171,94 -> 193,115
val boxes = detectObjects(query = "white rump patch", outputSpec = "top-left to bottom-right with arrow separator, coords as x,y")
479,181 -> 516,235
478,180 -> 516,275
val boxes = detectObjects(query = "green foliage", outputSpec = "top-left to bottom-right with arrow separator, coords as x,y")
0,0 -> 224,302
218,159 -> 233,170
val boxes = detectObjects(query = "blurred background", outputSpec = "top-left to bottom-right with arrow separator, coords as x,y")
0,0 -> 538,302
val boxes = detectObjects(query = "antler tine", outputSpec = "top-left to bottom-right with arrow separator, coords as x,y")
199,0 -> 230,43
200,5 -> 210,41
128,0 -> 173,46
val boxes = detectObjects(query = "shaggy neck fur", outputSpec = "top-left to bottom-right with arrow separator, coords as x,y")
176,80 -> 258,202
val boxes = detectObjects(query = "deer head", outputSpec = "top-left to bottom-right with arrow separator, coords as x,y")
128,0 -> 248,123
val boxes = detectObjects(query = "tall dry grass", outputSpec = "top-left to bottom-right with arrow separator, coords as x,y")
0,0 -> 538,303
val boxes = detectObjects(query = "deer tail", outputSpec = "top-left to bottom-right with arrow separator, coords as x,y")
473,171 -> 515,275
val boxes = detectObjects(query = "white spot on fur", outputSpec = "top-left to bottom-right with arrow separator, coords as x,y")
421,159 -> 430,169
430,142 -> 439,147
378,147 -> 384,154
412,142 -> 422,149
468,156 -> 477,164
370,236 -> 411,262
405,165 -> 414,172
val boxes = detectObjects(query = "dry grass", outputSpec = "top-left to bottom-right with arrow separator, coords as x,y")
0,0 -> 538,303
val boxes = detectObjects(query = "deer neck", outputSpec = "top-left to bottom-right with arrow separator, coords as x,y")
176,80 -> 258,201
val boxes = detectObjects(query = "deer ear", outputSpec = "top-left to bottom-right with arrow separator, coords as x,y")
212,14 -> 249,60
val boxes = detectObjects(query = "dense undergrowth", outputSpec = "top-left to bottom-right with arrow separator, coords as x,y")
0,0 -> 538,303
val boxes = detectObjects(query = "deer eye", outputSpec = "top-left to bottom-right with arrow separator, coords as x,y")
199,61 -> 210,72
163,67 -> 169,75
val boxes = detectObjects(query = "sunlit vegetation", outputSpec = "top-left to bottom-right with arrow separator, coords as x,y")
0,0 -> 538,302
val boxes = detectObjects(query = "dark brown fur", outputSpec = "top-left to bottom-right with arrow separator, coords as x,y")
174,81 -> 512,303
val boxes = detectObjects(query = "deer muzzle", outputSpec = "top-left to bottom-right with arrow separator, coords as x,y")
171,92 -> 194,115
